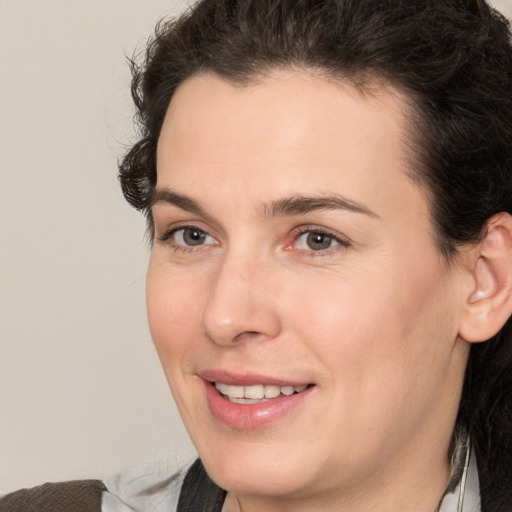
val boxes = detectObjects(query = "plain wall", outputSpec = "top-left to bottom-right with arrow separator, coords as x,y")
1,0 -> 511,495
0,0 -> 195,493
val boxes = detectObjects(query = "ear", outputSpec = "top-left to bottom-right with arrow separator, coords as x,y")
459,213 -> 512,343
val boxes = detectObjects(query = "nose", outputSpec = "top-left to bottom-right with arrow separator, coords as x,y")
201,253 -> 281,346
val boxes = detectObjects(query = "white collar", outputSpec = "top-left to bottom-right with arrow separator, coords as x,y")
437,428 -> 481,512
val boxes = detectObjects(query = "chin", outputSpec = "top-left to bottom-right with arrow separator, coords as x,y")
208,462 -> 310,498
196,438 -> 323,498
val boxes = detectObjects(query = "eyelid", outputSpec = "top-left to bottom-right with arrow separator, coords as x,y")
155,222 -> 219,253
287,225 -> 351,253
155,220 -> 211,241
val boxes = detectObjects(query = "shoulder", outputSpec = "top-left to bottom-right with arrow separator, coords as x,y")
0,479 -> 106,512
0,463 -> 187,512
102,462 -> 186,512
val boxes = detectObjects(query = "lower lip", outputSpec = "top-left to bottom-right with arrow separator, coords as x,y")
204,381 -> 314,430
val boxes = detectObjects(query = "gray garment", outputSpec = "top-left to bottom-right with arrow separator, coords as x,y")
438,446 -> 481,512
102,463 -> 186,512
437,428 -> 481,512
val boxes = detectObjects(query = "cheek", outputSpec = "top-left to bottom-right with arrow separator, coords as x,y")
287,262 -> 457,400
285,268 -> 459,475
146,259 -> 206,363
285,270 -> 399,353
145,260 -> 212,427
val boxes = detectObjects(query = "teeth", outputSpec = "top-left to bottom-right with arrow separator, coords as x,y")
215,382 -> 244,398
281,386 -> 294,396
228,397 -> 266,404
244,384 -> 264,399
215,382 -> 309,402
264,385 -> 281,398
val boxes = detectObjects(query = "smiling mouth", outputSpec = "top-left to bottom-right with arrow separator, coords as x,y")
215,382 -> 312,404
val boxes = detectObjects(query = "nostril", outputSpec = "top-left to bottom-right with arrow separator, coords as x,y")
201,285 -> 282,346
233,330 -> 267,343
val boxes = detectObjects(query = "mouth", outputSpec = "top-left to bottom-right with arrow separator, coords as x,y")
202,375 -> 316,429
214,382 -> 310,404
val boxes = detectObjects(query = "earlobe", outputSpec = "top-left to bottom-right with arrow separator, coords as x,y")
459,213 -> 512,343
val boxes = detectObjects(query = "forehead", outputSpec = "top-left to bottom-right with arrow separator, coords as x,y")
155,69 -> 421,221
157,70 -> 410,168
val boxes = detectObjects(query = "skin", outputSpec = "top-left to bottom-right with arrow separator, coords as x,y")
147,70 -> 473,511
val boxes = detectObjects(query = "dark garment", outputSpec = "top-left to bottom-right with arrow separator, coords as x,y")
0,480 -> 106,512
0,466 -> 222,512
177,459 -> 226,512
478,431 -> 512,512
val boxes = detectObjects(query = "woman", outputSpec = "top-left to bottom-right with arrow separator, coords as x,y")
2,0 -> 511,511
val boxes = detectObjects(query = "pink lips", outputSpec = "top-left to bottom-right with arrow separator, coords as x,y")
200,370 -> 314,430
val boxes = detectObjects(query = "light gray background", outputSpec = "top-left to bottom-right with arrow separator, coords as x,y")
1,0 -> 511,495
0,0 -> 194,493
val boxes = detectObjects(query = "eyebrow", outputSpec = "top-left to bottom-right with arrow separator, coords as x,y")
262,194 -> 379,218
151,189 -> 207,216
151,187 -> 378,219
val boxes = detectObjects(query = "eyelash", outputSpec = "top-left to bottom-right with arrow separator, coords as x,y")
156,224 -> 350,256
156,225 -> 217,254
289,226 -> 350,256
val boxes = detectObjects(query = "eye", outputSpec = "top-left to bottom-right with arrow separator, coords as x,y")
172,227 -> 216,247
297,231 -> 339,251
155,224 -> 218,253
291,228 -> 350,254
173,227 -> 213,247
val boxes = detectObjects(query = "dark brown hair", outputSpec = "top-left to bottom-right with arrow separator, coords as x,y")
119,1 -> 512,509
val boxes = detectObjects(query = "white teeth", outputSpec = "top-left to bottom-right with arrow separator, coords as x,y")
214,382 -> 309,402
264,385 -> 281,398
215,382 -> 244,398
281,386 -> 294,396
245,384 -> 265,399
228,397 -> 265,404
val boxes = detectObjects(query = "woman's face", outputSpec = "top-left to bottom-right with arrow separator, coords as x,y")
147,71 -> 470,507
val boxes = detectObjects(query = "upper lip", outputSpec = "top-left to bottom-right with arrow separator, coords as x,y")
200,369 -> 312,387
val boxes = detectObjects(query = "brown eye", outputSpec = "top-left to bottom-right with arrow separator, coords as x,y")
296,231 -> 341,251
305,232 -> 333,250
174,227 -> 211,246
